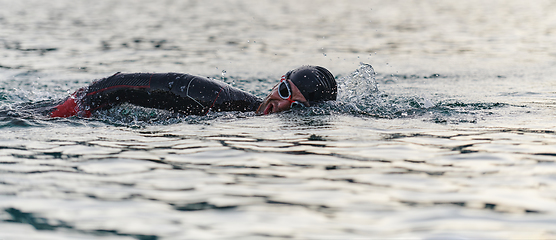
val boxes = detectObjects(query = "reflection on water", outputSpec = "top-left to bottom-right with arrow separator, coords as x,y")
2,120 -> 556,239
1,0 -> 556,239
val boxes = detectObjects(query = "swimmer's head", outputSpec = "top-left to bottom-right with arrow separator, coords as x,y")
284,65 -> 337,103
256,66 -> 336,115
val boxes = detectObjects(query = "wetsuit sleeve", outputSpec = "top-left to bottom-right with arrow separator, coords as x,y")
50,73 -> 262,117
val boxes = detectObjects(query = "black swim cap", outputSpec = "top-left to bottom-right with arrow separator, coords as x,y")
285,66 -> 336,103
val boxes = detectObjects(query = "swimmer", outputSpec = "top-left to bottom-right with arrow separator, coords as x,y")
49,65 -> 336,118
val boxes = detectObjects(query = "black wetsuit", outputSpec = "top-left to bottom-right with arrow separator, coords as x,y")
50,73 -> 262,117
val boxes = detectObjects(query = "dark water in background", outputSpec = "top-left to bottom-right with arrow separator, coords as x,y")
1,0 -> 556,239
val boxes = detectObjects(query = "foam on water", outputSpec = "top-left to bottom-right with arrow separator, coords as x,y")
1,62 -> 504,128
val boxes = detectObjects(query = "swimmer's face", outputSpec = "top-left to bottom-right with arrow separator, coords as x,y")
256,79 -> 309,115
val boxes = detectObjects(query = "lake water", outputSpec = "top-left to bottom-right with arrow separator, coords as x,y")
1,0 -> 556,239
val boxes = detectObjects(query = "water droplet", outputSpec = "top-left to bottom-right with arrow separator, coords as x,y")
180,86 -> 186,92
168,81 -> 174,88
323,53 -> 327,57
221,70 -> 227,77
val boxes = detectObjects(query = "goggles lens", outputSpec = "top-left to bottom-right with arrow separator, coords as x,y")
290,101 -> 304,108
278,79 -> 291,100
278,76 -> 306,109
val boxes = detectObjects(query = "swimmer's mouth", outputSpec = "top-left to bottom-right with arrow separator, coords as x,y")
263,104 -> 273,115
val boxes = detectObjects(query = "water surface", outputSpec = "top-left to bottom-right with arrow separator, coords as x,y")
1,0 -> 556,239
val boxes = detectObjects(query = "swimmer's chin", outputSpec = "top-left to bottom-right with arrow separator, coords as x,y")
255,103 -> 274,115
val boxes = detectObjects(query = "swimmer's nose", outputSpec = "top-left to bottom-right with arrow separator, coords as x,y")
276,99 -> 292,112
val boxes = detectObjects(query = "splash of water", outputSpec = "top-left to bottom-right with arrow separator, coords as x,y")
337,62 -> 379,104
330,63 -> 505,123
334,62 -> 391,117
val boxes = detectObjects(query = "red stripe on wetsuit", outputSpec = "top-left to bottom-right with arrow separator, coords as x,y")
206,87 -> 224,115
49,93 -> 83,118
50,75 -> 153,118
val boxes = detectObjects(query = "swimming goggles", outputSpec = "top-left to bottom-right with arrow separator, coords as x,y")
279,76 -> 305,108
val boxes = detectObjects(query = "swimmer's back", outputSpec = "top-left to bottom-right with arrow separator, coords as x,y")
50,73 -> 262,117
